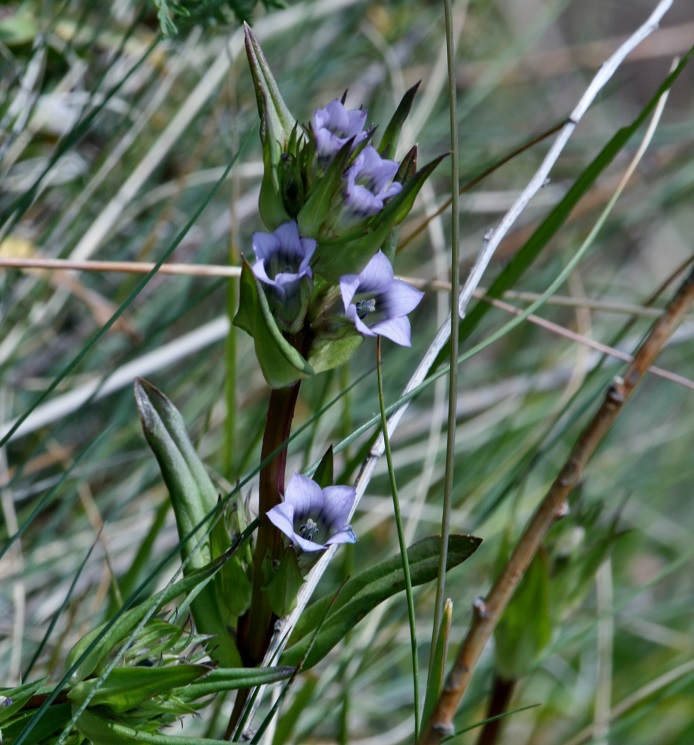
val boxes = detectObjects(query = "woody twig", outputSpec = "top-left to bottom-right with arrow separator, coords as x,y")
419,262 -> 694,744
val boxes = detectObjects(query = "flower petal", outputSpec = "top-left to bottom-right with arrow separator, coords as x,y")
266,502 -> 295,540
325,525 -> 357,546
370,316 -> 412,346
380,279 -> 424,318
320,485 -> 357,531
284,472 -> 325,519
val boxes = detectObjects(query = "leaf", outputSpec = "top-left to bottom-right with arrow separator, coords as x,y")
177,666 -> 296,701
0,678 -> 48,725
378,82 -> 421,160
66,560 -> 228,685
1,703 -> 72,744
134,378 -> 242,668
494,550 -> 552,680
233,259 -> 314,388
75,707 -> 228,744
297,138 -> 354,238
422,598 -> 453,726
68,665 -> 208,714
244,23 -> 298,230
312,446 -> 334,489
282,535 -> 481,668
306,327 -> 364,376
263,547 -> 304,617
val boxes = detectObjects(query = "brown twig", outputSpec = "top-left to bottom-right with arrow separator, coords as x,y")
418,262 -> 694,744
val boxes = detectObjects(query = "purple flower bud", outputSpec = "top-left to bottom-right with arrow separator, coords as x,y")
340,251 -> 424,346
344,146 -> 403,217
313,99 -> 368,160
252,220 -> 316,292
267,473 -> 357,553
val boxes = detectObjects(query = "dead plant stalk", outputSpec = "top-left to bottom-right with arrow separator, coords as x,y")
419,263 -> 694,743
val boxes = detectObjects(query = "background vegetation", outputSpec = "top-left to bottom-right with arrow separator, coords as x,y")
1,0 -> 694,742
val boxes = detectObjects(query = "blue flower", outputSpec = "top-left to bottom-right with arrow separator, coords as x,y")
252,220 -> 316,332
267,473 -> 357,553
312,99 -> 368,160
344,146 -> 402,217
340,251 -> 424,346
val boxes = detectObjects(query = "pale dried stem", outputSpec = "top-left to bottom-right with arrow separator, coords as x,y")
419,263 -> 694,743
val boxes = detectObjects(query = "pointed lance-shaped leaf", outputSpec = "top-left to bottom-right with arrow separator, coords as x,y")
378,81 -> 421,160
283,534 -> 481,668
296,137 -> 355,238
134,379 -> 242,667
244,23 -> 298,228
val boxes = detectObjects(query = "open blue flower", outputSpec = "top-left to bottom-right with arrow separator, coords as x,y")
267,473 -> 357,553
344,146 -> 402,217
340,251 -> 424,347
252,220 -> 317,332
313,99 -> 368,160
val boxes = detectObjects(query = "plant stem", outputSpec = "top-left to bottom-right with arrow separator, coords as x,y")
376,338 -> 420,740
474,675 -> 517,745
227,380 -> 301,739
430,0 -> 461,671
238,381 -> 301,665
419,263 -> 694,744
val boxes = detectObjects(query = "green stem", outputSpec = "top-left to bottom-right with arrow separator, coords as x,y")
376,338 -> 420,740
430,0 -> 460,667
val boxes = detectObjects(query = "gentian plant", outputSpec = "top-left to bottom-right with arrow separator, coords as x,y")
232,21 -> 444,661
2,21 -> 483,745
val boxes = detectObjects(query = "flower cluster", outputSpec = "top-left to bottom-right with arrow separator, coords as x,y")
235,25 -> 443,390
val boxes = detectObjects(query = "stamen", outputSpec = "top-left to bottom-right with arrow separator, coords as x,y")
299,517 -> 319,541
356,298 -> 376,319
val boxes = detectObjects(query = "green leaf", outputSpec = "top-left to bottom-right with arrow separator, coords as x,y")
312,446 -> 334,489
306,326 -> 364,376
296,139 -> 354,238
244,23 -> 298,230
2,703 -> 72,744
177,666 -> 296,701
378,82 -> 421,160
66,559 -> 230,685
282,535 -> 481,668
68,665 -> 207,714
0,678 -> 49,725
264,547 -> 305,617
233,259 -> 314,388
134,378 -> 242,668
75,707 -> 225,744
494,550 -> 552,680
422,598 -> 452,726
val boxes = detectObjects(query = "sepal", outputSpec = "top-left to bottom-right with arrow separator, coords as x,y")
263,546 -> 305,617
310,152 -> 447,282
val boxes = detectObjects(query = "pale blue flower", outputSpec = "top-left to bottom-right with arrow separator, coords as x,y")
252,220 -> 316,293
313,99 -> 368,160
267,473 -> 357,553
344,146 -> 402,217
340,251 -> 423,346
252,220 -> 316,331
